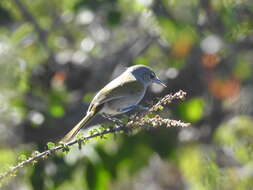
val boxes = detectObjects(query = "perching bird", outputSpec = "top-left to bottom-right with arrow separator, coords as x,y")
61,65 -> 166,142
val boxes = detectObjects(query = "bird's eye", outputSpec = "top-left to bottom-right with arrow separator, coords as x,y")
150,73 -> 155,79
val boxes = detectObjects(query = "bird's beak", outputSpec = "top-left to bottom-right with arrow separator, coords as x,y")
153,77 -> 167,88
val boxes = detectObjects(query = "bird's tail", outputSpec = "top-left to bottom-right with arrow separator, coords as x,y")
60,111 -> 95,143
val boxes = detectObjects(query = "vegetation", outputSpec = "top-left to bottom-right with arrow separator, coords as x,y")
0,0 -> 252,189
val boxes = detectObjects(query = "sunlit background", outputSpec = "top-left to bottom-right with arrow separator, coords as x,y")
0,0 -> 253,189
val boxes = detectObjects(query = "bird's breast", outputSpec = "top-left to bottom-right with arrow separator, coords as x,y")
101,88 -> 146,115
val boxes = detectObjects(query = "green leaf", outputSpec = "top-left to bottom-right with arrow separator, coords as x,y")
95,167 -> 111,190
47,142 -> 56,149
49,104 -> 65,117
134,57 -> 149,66
146,113 -> 156,118
234,59 -> 252,80
18,154 -> 27,161
76,133 -> 84,139
0,149 -> 16,173
156,105 -> 164,111
214,116 -> 253,163
10,23 -> 33,44
178,97 -> 204,122
107,10 -> 121,26
83,92 -> 94,104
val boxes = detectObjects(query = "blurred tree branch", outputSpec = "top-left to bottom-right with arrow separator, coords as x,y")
12,0 -> 49,53
11,0 -> 57,69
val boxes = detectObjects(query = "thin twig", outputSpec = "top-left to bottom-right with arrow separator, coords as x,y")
0,90 -> 189,184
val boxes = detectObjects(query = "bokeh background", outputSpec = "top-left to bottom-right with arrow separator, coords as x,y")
0,0 -> 253,189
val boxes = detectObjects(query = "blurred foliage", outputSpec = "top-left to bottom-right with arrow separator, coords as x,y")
0,0 -> 253,189
178,97 -> 204,122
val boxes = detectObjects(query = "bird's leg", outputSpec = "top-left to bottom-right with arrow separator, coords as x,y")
137,105 -> 149,111
102,113 -> 124,127
120,105 -> 148,113
101,113 -> 110,119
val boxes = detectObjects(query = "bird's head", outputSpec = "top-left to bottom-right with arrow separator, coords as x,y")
127,65 -> 167,87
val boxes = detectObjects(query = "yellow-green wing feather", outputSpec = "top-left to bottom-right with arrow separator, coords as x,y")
90,77 -> 144,109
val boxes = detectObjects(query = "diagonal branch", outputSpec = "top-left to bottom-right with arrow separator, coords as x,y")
0,90 -> 189,185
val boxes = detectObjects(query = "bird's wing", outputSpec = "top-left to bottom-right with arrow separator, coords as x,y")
88,78 -> 144,112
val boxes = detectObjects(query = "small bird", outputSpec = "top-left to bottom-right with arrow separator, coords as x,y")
61,65 -> 166,142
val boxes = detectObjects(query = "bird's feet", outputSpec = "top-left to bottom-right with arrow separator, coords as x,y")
120,105 -> 148,113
